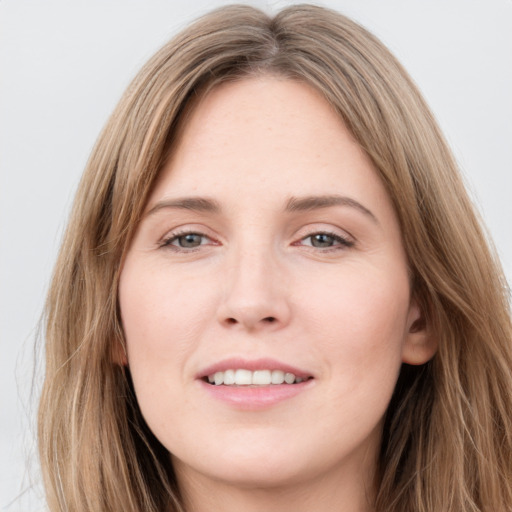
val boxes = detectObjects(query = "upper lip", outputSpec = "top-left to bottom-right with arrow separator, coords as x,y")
197,357 -> 313,380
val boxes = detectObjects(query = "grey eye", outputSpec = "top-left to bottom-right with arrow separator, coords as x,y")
309,233 -> 336,248
176,233 -> 204,248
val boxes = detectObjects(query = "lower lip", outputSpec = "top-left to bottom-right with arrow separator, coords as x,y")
199,379 -> 314,410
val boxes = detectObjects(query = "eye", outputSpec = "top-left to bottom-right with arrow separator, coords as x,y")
161,231 -> 213,250
300,232 -> 354,249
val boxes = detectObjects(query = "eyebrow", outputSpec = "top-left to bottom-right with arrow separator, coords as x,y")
147,197 -> 221,216
146,194 -> 377,223
285,195 -> 378,223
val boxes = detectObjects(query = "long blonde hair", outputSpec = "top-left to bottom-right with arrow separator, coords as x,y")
39,4 -> 512,511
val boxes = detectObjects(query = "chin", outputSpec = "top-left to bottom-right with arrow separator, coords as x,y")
171,438 -> 317,490
185,460 -> 310,490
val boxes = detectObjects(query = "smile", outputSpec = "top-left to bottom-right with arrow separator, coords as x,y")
198,358 -> 315,409
207,369 -> 310,386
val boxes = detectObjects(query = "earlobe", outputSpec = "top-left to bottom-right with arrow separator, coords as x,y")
401,301 -> 437,365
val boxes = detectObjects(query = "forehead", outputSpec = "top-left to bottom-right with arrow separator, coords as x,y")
171,76 -> 351,164
150,77 -> 391,218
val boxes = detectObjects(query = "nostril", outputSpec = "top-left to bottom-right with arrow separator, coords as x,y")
222,316 -> 278,327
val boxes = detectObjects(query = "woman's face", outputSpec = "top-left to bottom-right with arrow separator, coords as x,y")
119,77 -> 432,492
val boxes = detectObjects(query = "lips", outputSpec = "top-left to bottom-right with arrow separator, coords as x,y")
196,358 -> 314,409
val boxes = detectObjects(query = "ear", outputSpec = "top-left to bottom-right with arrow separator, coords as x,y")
401,299 -> 437,365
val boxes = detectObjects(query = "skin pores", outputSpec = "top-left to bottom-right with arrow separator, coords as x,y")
119,77 -> 434,511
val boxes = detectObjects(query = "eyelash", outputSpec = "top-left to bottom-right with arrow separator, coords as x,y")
160,230 -> 216,251
160,229 -> 354,253
297,231 -> 354,251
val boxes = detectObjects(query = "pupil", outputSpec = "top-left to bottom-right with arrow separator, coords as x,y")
311,234 -> 333,247
180,234 -> 201,247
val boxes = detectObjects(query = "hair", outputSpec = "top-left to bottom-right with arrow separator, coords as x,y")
38,4 -> 512,512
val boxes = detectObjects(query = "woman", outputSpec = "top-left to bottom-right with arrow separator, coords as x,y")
38,4 -> 512,511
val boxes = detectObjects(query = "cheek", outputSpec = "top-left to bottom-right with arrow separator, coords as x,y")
119,261 -> 216,361
304,272 -> 409,437
299,261 -> 410,383
118,261 -> 218,432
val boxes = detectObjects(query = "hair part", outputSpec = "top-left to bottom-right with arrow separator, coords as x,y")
39,4 -> 512,511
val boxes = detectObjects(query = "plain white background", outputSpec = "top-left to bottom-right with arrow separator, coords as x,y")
1,0 -> 510,509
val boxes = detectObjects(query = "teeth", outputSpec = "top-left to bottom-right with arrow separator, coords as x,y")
223,369 -> 235,385
284,372 -> 295,384
271,370 -> 285,384
252,370 -> 272,385
234,369 -> 252,385
207,369 -> 307,386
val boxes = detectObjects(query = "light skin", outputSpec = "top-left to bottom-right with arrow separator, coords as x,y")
119,77 -> 436,512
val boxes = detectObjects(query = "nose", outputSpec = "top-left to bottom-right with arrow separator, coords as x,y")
216,246 -> 291,332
